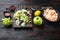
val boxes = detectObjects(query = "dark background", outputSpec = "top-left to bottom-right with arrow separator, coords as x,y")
0,0 -> 60,40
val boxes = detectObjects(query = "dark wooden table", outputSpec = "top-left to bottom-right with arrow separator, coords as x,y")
0,15 -> 60,40
0,26 -> 60,40
0,0 -> 60,40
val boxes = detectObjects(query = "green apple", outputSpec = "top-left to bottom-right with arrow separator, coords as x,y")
21,9 -> 28,13
14,10 -> 21,19
21,15 -> 29,23
20,9 -> 28,16
33,16 -> 43,25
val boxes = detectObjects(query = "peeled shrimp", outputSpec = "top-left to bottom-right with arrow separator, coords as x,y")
44,8 -> 58,22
